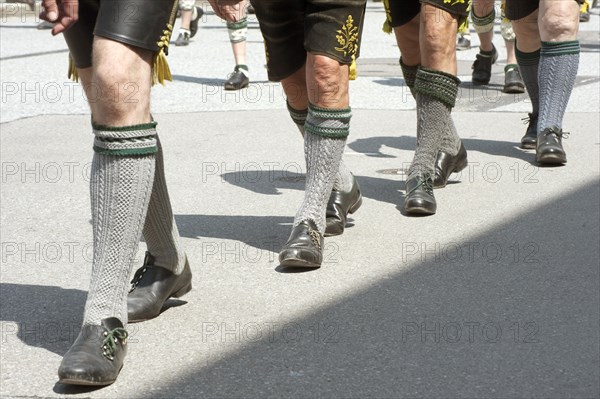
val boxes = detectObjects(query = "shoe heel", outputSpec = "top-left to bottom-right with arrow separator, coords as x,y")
173,283 -> 192,298
454,158 -> 468,173
348,194 -> 363,214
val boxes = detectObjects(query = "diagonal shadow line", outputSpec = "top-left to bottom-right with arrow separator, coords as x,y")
132,180 -> 600,398
0,48 -> 68,61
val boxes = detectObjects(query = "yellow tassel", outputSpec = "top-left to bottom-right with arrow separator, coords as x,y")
152,49 -> 172,86
153,24 -> 174,86
382,0 -> 392,34
68,55 -> 79,82
349,56 -> 357,81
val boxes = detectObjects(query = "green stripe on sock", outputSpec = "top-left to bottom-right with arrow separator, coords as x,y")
471,9 -> 495,26
227,18 -> 247,30
541,41 -> 580,57
304,125 -> 349,139
307,104 -> 352,120
414,67 -> 460,108
92,121 -> 157,131
515,47 -> 540,66
93,146 -> 158,156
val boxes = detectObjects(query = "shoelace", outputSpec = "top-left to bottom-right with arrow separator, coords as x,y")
129,266 -> 150,293
408,175 -> 434,196
522,113 -> 538,130
102,328 -> 128,361
308,229 -> 322,250
542,127 -> 570,139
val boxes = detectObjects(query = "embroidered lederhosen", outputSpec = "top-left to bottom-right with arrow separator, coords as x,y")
63,0 -> 178,85
251,0 -> 367,82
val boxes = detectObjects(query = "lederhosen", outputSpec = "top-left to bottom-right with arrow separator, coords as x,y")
250,0 -> 367,82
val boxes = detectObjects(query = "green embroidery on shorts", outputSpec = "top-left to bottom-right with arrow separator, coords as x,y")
335,15 -> 359,57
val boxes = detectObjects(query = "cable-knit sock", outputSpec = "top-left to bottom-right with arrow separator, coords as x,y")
293,104 -> 350,234
287,102 -> 353,192
538,40 -> 580,134
142,137 -> 186,274
409,68 -> 461,177
83,122 -> 157,326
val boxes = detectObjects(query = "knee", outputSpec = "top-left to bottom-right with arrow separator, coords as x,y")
91,65 -> 149,121
309,56 -> 346,103
540,8 -> 578,39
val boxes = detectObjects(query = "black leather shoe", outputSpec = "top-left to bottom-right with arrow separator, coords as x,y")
190,6 -> 204,38
325,176 -> 363,237
536,126 -> 568,165
128,252 -> 192,323
58,318 -> 128,386
279,220 -> 323,268
521,113 -> 538,149
503,65 -> 525,94
472,44 -> 498,85
224,67 -> 249,90
404,173 -> 436,215
433,142 -> 467,188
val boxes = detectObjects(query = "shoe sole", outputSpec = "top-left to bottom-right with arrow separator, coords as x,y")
503,84 -> 525,94
279,257 -> 321,268
404,204 -> 436,215
59,377 -> 117,386
536,154 -> 567,165
520,142 -> 536,150
224,83 -> 249,90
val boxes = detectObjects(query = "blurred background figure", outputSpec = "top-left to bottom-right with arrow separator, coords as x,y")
175,1 -> 204,46
456,20 -> 472,51
470,0 -> 525,93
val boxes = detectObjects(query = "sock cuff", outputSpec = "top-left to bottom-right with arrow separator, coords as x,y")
92,122 -> 158,156
399,58 -> 419,88
236,64 -> 249,71
515,47 -> 540,66
541,40 -> 580,57
504,64 -> 519,73
479,44 -> 496,57
305,103 -> 351,139
287,102 -> 308,125
414,67 -> 460,108
227,18 -> 247,30
471,8 -> 495,33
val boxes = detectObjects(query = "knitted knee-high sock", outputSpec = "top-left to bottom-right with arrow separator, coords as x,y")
409,68 -> 461,177
400,58 -> 419,99
142,136 -> 186,274
294,104 -> 351,233
287,102 -> 353,192
538,41 -> 580,133
83,123 -> 157,326
515,46 -> 540,119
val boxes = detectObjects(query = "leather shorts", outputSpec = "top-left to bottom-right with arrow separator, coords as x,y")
504,0 -> 583,20
63,0 -> 178,69
251,0 -> 367,81
384,0 -> 470,27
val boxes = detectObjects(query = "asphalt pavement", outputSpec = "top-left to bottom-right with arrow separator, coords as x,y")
1,2 -> 599,398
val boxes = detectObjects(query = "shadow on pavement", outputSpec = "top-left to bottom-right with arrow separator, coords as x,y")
141,182 -> 599,398
0,284 -> 85,356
